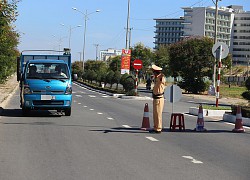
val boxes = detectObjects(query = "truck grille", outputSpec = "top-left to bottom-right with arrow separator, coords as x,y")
33,100 -> 64,105
32,90 -> 64,94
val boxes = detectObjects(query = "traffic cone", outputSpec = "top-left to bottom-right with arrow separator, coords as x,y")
232,106 -> 245,133
141,103 -> 150,130
194,104 -> 207,132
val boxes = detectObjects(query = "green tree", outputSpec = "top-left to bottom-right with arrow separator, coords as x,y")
96,69 -> 107,87
131,43 -> 153,79
113,71 -> 121,90
108,56 -> 121,72
71,61 -> 83,78
106,70 -> 115,88
169,37 -> 214,93
0,0 -> 19,83
153,45 -> 170,76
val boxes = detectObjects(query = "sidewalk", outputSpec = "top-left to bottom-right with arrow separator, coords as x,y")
0,74 -> 19,109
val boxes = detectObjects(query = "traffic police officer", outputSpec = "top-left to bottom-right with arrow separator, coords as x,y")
150,65 -> 166,133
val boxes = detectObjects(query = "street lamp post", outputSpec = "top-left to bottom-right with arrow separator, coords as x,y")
72,7 -> 100,71
52,35 -> 67,52
125,0 -> 130,49
61,24 -> 82,48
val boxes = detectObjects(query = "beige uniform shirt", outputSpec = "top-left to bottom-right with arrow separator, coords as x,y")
153,73 -> 166,98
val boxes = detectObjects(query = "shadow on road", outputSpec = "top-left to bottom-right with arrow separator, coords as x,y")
90,126 -> 236,134
0,107 -> 62,117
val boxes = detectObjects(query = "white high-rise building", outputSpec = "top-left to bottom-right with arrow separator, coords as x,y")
230,5 -> 250,65
181,6 -> 234,47
154,18 -> 184,49
154,5 -> 250,65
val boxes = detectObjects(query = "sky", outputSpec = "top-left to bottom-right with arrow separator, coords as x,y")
16,0 -> 250,62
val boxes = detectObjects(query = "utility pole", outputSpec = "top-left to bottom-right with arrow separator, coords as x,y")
125,0 -> 130,49
212,0 -> 220,88
129,27 -> 133,49
93,44 -> 99,61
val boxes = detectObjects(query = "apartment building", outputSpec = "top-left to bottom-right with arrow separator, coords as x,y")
154,5 -> 250,65
230,5 -> 250,65
153,18 -> 184,49
181,6 -> 234,46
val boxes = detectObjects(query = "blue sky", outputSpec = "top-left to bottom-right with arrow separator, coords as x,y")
16,0 -> 250,61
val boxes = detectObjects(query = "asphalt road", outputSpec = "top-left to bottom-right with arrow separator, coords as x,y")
0,82 -> 249,180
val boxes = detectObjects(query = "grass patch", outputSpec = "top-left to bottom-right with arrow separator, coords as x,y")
219,84 -> 247,99
202,105 -> 231,110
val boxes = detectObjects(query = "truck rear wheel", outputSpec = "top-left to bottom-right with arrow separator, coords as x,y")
65,108 -> 71,116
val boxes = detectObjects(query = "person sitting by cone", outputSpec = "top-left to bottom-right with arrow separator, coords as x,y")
149,64 -> 166,134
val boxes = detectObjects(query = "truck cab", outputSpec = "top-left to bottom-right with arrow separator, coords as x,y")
17,49 -> 72,116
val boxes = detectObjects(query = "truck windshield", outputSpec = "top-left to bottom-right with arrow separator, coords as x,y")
26,63 -> 69,79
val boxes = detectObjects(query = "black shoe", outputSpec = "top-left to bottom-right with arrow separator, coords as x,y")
149,130 -> 161,134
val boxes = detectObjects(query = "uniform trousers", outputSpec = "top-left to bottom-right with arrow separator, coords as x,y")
153,97 -> 164,131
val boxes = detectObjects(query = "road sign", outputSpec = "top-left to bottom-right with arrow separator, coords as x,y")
212,42 -> 229,59
164,85 -> 182,103
132,59 -> 143,70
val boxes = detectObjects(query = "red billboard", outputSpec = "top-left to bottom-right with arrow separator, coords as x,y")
121,49 -> 131,74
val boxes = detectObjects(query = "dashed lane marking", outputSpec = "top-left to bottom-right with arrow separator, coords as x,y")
97,112 -> 103,115
107,117 -> 114,120
122,125 -> 131,128
83,106 -> 87,108
145,137 -> 159,142
182,156 -> 203,164
90,109 -> 94,111
89,95 -> 96,98
75,95 -> 82,97
78,103 -> 81,105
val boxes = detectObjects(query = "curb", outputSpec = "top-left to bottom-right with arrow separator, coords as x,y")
189,107 -> 231,117
223,114 -> 250,126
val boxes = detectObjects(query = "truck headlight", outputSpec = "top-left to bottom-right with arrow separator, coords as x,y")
24,87 -> 31,94
65,85 -> 72,95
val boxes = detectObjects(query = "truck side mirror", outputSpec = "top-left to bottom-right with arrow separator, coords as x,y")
17,57 -> 21,81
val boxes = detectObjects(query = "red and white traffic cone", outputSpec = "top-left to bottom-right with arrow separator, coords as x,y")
141,103 -> 150,130
232,106 -> 245,133
194,104 -> 207,132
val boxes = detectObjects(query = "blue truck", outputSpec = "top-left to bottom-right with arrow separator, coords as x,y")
17,49 -> 72,116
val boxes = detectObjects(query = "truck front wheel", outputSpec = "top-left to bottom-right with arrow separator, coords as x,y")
22,107 -> 30,116
65,108 -> 71,116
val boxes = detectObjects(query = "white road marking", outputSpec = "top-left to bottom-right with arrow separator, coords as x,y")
89,95 -> 96,98
225,122 -> 250,129
90,109 -> 94,111
75,95 -> 82,97
73,100 -> 77,103
107,117 -> 114,120
78,103 -> 81,105
97,112 -> 103,115
122,125 -> 131,128
182,156 -> 203,164
83,106 -> 87,108
72,92 -> 76,94
102,95 -> 109,98
146,137 -> 159,142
